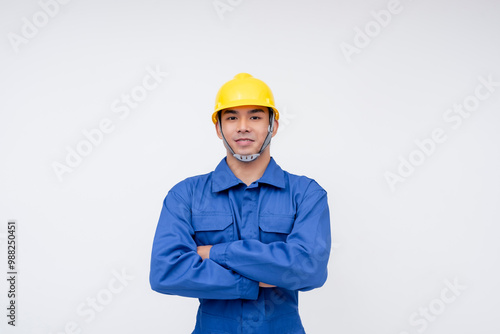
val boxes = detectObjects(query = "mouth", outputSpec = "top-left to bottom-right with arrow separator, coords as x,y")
234,138 -> 254,146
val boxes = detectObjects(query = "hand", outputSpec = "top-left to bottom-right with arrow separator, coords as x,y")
197,245 -> 212,260
259,282 -> 276,288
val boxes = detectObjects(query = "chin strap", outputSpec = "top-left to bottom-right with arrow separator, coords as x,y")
219,109 -> 275,162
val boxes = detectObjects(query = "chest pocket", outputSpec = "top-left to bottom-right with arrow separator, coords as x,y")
259,215 -> 295,244
192,214 -> 234,246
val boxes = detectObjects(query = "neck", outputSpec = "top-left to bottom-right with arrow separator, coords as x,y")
226,149 -> 271,186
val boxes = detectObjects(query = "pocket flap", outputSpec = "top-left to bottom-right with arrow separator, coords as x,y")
192,215 -> 233,232
259,215 -> 295,234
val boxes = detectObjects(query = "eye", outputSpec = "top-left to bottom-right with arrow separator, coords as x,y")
226,116 -> 237,121
250,116 -> 262,120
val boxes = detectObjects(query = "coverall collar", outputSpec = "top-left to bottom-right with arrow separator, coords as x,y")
211,157 -> 286,193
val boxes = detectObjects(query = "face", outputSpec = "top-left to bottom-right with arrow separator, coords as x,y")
216,105 -> 278,157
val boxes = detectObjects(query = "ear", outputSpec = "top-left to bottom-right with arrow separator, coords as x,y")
271,119 -> 279,137
215,122 -> 223,139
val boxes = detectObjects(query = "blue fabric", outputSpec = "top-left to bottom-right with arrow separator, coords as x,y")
150,157 -> 331,334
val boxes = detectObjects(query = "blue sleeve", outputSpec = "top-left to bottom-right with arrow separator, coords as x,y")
149,190 -> 259,300
209,184 -> 331,291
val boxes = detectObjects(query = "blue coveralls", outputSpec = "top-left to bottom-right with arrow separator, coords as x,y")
150,157 -> 331,333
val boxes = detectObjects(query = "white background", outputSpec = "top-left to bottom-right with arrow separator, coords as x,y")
1,0 -> 499,333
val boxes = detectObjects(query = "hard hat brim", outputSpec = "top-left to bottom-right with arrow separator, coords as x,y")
212,102 -> 279,124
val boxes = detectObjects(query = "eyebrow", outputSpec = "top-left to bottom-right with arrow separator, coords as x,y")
222,108 -> 265,115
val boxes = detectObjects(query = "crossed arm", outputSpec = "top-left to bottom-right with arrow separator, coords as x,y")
150,186 -> 331,299
197,245 -> 276,288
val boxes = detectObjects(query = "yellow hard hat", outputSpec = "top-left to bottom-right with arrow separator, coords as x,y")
212,73 -> 279,124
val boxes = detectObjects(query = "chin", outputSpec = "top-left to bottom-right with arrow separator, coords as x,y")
232,145 -> 257,154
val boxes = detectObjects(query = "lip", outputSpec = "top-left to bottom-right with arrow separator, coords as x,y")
234,138 -> 254,146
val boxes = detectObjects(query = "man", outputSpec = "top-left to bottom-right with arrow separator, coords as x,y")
150,73 -> 331,334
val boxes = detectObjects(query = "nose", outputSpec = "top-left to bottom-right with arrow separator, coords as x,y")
237,118 -> 250,133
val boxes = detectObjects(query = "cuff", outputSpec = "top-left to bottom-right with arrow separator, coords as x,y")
209,242 -> 230,268
238,276 -> 259,300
